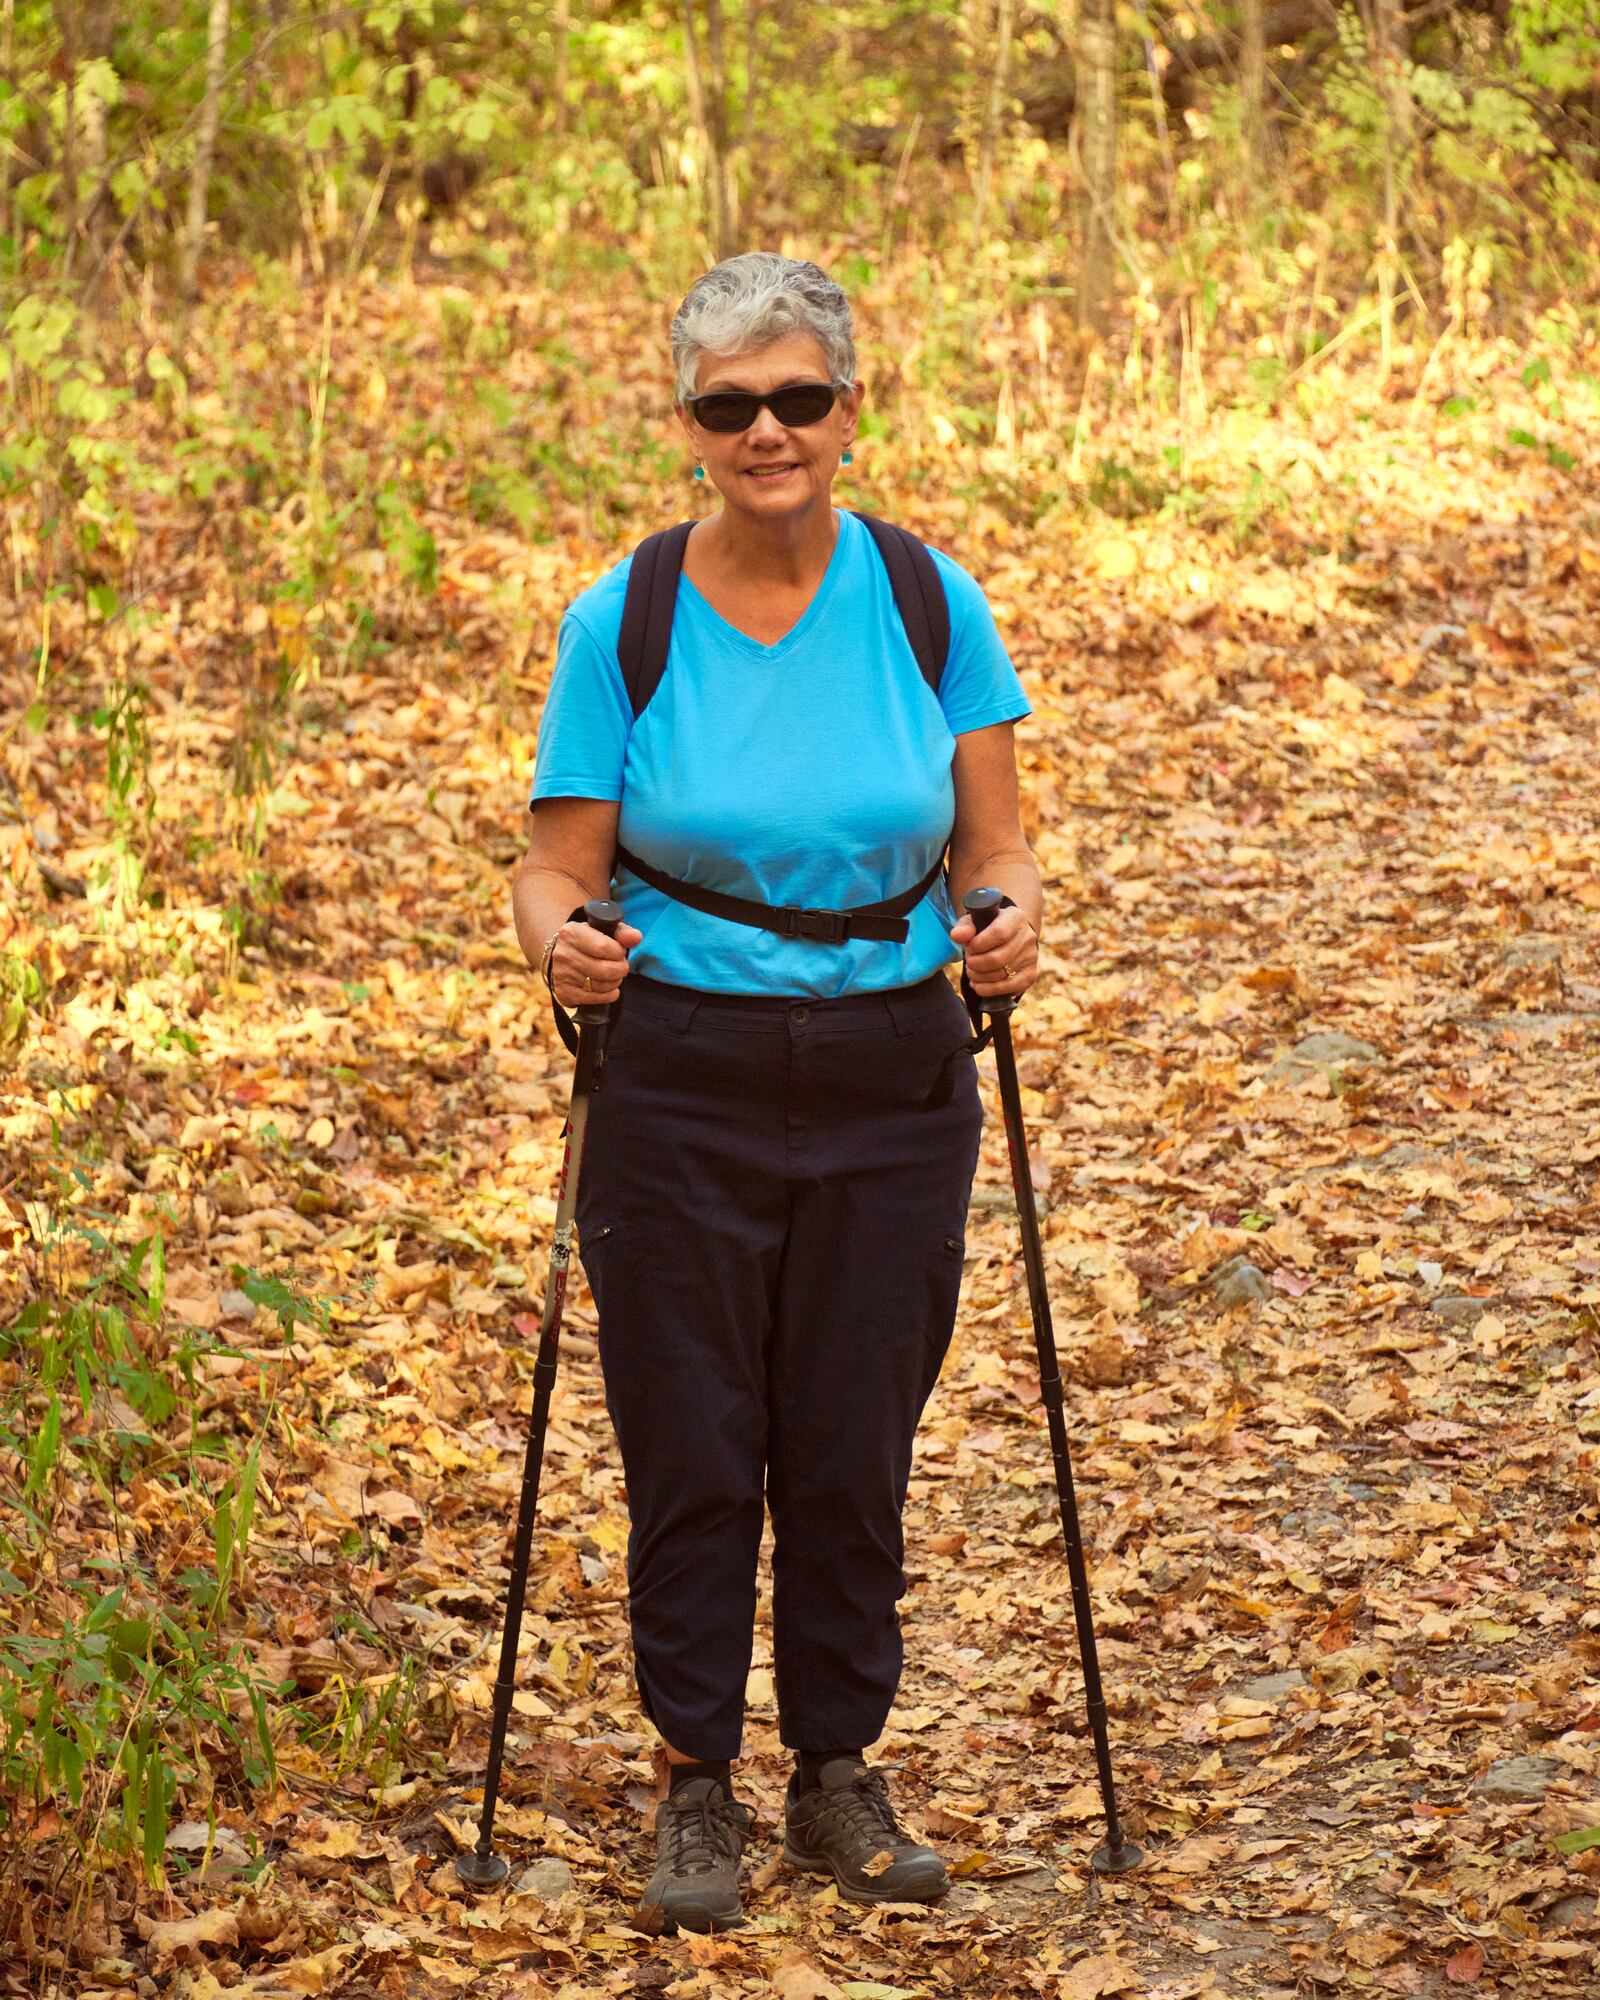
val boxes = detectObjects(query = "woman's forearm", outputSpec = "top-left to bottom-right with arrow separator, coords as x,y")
948,847 -> 1042,934
511,858 -> 605,971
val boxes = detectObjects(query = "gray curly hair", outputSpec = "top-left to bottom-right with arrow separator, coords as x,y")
670,253 -> 857,405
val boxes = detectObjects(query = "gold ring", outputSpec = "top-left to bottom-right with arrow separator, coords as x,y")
1002,963 -> 1013,978
584,974 -> 592,991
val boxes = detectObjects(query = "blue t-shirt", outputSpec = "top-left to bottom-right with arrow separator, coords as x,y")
529,509 -> 1031,998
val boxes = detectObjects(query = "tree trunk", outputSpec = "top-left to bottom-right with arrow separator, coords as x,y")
553,0 -> 570,138
179,0 -> 231,298
742,0 -> 760,152
1241,0 -> 1266,171
970,0 -> 1016,251
1369,0 -> 1411,377
53,0 -> 78,271
1373,0 -> 1413,146
1,0 -> 12,262
703,0 -> 734,253
680,1 -> 734,258
1077,0 -> 1117,334
73,0 -> 115,248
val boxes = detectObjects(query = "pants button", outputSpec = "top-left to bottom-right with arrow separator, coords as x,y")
789,1005 -> 810,1024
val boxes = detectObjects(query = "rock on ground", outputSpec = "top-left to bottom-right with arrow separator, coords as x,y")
1210,1255 -> 1272,1308
1262,1031 -> 1383,1084
1471,1754 -> 1568,1803
512,1857 -> 576,1900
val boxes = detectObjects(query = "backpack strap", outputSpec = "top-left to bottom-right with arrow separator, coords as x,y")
851,511 -> 950,694
616,520 -> 694,719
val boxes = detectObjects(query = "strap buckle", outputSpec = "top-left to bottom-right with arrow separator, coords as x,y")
782,907 -> 849,944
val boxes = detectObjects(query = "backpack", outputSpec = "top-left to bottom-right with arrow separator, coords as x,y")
609,511 -> 952,947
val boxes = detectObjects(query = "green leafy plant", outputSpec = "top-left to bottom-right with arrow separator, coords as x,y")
0,1164 -> 325,1932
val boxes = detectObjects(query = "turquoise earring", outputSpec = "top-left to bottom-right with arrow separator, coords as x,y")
842,448 -> 853,466
694,464 -> 705,480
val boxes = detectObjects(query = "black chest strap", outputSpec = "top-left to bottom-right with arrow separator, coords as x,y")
615,843 -> 946,945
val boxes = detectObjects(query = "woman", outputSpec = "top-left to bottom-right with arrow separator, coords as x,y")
512,252 -> 1041,1935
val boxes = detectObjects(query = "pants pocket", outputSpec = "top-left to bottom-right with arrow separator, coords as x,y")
918,1230 -> 968,1403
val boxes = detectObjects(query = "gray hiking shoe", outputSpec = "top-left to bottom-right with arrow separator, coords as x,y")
635,1777 -> 752,1934
782,1758 -> 949,1905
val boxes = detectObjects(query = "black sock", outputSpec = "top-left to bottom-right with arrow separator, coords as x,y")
667,1757 -> 732,1797
796,1748 -> 864,1794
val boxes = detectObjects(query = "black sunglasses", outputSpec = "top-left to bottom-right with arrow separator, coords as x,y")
684,379 -> 851,434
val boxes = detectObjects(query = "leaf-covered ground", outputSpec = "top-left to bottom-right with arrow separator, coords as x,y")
5,272 -> 1600,1997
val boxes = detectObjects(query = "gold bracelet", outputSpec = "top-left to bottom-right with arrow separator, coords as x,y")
540,927 -> 561,992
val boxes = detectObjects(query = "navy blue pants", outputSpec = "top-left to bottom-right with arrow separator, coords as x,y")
574,969 -> 983,1761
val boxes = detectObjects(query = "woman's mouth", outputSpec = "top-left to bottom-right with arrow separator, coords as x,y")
747,465 -> 797,481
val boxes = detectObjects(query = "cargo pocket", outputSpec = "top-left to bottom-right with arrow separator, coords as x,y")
577,1220 -> 616,1286
918,1231 -> 968,1406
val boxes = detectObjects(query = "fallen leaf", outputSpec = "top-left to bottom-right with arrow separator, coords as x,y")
1060,1953 -> 1141,1998
280,1944 -> 364,1993
1156,1835 -> 1233,1874
369,1779 -> 421,1808
297,1816 -> 362,1858
1343,1928 -> 1407,1967
772,1954 -> 849,1999
1445,1943 -> 1486,1983
165,1819 -> 250,1862
684,1931 -> 745,1965
360,1923 -> 414,1953
1094,539 -> 1139,580
142,1907 -> 240,1957
1236,1838 -> 1296,1863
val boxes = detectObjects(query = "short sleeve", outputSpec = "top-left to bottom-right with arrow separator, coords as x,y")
929,552 -> 1033,736
529,607 -> 633,805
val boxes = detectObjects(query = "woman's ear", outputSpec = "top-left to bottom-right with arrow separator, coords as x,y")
842,380 -> 864,451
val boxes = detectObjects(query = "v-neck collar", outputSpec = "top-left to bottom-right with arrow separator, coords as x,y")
676,509 -> 850,659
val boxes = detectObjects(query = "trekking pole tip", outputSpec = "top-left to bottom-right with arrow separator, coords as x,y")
1090,1835 -> 1144,1875
456,1847 -> 511,1890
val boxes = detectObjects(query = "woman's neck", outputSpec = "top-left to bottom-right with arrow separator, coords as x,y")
697,501 -> 839,592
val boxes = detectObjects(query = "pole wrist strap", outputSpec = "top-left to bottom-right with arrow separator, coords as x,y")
925,895 -> 1018,1110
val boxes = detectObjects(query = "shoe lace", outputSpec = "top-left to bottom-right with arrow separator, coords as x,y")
829,1770 -> 903,1847
664,1791 -> 747,1873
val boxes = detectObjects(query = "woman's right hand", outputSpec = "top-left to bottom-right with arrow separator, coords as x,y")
550,918 -> 643,1008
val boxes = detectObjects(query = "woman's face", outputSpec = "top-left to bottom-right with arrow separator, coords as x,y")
677,332 -> 862,521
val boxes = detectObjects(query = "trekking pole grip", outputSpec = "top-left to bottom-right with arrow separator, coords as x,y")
964,886 -> 1019,1017
575,898 -> 624,1028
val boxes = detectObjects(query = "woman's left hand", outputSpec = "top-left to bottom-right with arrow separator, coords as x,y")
949,906 -> 1040,999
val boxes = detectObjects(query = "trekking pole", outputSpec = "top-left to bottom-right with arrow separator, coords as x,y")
457,898 -> 625,1890
965,887 -> 1143,1875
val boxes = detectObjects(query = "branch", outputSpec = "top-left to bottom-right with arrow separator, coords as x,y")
1157,0 -> 1337,76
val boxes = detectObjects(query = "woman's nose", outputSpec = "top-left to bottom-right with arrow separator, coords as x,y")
745,405 -> 790,447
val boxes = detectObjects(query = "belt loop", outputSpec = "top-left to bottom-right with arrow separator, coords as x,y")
882,975 -> 941,1037
663,991 -> 702,1036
